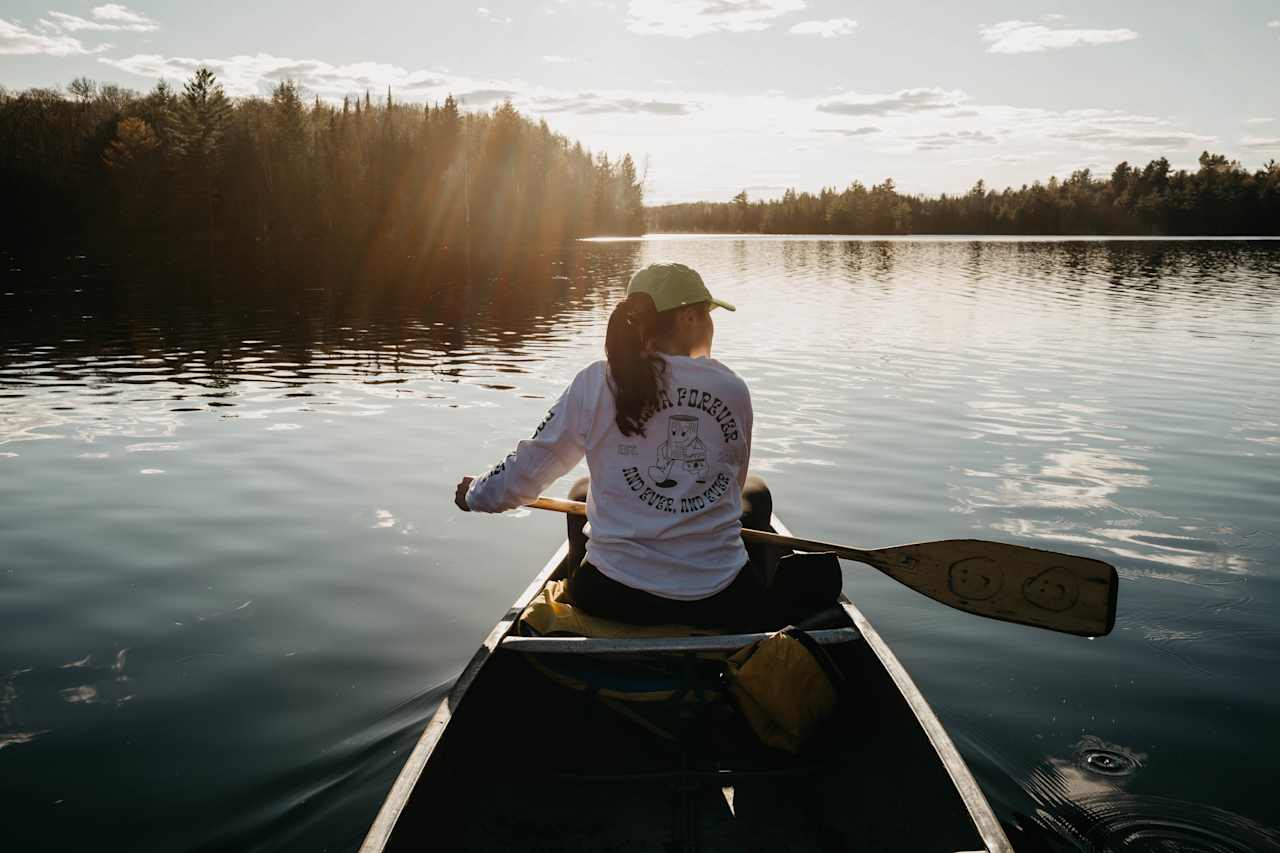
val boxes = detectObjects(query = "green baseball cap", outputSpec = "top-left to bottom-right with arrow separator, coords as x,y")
627,263 -> 736,313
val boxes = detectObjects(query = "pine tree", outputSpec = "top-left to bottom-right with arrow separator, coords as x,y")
618,153 -> 644,233
167,67 -> 231,162
166,67 -> 232,253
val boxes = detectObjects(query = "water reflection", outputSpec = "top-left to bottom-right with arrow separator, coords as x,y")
0,649 -> 134,745
960,449 -> 1152,511
0,245 -> 644,451
1,237 -> 1278,851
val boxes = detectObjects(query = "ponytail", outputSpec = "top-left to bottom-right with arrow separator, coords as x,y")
605,292 -> 674,436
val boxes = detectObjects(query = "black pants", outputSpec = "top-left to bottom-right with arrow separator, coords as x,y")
563,475 -> 774,631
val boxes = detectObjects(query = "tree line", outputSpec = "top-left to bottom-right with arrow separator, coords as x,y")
0,70 -> 645,287
648,157 -> 1280,236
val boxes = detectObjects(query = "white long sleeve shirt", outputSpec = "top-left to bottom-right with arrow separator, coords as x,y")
466,355 -> 753,600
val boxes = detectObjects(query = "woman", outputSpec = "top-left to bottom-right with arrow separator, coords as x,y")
454,262 -> 770,629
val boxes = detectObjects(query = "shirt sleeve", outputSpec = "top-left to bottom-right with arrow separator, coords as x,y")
465,371 -> 592,513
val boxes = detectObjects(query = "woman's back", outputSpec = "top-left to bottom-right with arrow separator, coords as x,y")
465,354 -> 752,600
579,355 -> 752,600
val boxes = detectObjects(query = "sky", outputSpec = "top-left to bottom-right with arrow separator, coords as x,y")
2,1 -> 1278,204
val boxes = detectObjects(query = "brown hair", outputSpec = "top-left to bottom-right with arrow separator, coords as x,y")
605,292 -> 678,436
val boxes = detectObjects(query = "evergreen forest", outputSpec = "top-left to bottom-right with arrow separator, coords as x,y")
5,67 -> 1278,297
0,69 -> 646,288
648,159 -> 1280,236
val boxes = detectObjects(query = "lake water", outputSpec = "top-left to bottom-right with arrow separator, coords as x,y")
2,237 -> 1279,851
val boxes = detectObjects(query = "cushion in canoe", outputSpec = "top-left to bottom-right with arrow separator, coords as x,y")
517,579 -> 725,640
514,580 -> 729,716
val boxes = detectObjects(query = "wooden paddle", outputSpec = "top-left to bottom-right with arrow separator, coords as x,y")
528,496 -> 1119,638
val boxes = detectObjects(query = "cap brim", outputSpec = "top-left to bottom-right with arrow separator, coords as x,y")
709,297 -> 736,312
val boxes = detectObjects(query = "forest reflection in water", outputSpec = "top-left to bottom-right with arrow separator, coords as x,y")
1,237 -> 1278,851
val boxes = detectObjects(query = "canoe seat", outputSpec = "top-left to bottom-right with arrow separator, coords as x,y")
504,579 -> 742,742
501,631 -> 858,655
505,580 -> 859,744
505,579 -> 857,654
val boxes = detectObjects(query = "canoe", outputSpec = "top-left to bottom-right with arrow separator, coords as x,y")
360,514 -> 1014,852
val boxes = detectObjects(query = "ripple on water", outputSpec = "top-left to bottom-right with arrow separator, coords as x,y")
1018,736 -> 1280,852
1074,795 -> 1280,853
1074,736 -> 1145,778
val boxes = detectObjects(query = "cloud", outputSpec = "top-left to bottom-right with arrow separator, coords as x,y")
1244,117 -> 1275,125
910,129 -> 999,150
980,20 -> 1138,53
102,53 -> 463,98
949,153 -> 1042,166
533,94 -> 696,114
457,88 -> 519,105
542,54 -> 572,63
1058,124 -> 1215,150
476,7 -> 513,24
0,17 -> 108,55
626,0 -> 806,38
976,107 -> 1217,156
1041,13 -> 1068,23
92,4 -> 154,25
789,17 -> 856,38
812,90 -> 1216,163
816,87 -> 968,117
816,126 -> 880,136
1240,135 -> 1280,151
46,4 -> 158,32
259,60 -> 447,91
98,50 -> 701,121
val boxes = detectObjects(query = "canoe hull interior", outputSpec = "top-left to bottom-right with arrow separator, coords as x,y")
387,637 -> 987,852
366,519 -> 1010,852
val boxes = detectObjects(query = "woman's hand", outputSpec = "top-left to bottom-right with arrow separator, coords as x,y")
454,476 -> 474,512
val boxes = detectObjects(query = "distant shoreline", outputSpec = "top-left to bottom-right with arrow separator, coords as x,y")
644,158 -> 1280,237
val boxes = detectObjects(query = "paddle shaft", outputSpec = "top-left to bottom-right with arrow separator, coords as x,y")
525,495 -> 1118,637
529,496 -> 877,561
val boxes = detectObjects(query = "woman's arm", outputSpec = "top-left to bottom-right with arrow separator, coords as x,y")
458,373 -> 590,513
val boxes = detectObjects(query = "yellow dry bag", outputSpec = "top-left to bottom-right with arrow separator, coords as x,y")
726,626 -> 845,754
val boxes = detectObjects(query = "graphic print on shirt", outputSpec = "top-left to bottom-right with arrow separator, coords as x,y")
617,384 -> 743,515
648,415 -> 707,488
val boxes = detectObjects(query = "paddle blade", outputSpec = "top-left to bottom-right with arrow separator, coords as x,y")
861,539 -> 1118,637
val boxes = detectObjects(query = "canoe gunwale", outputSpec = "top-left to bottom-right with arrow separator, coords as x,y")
357,539 -> 570,853
768,516 -> 1013,853
832,598 -> 1012,851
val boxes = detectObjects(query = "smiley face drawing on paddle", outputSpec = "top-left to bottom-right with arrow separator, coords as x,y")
649,414 -> 708,488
